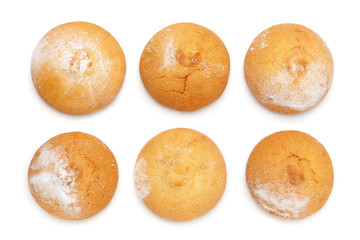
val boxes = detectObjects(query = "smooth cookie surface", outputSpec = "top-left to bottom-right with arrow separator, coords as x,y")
134,128 -> 226,221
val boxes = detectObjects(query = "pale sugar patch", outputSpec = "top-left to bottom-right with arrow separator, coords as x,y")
29,144 -> 81,216
134,157 -> 151,201
258,31 -> 269,50
160,37 -> 176,70
253,181 -> 310,218
31,31 -> 112,106
260,62 -> 329,111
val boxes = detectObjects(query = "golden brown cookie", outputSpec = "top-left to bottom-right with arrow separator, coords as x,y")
246,130 -> 334,219
28,132 -> 118,220
244,23 -> 333,114
134,128 -> 226,221
139,22 -> 230,111
31,21 -> 126,115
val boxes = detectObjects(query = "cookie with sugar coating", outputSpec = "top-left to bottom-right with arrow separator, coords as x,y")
134,128 -> 227,221
31,21 -> 126,114
140,22 -> 230,111
246,130 -> 334,219
28,132 -> 118,220
244,23 -> 333,114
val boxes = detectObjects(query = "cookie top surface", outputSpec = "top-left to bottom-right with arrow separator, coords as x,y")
28,132 -> 118,220
134,128 -> 226,221
244,23 -> 333,114
246,130 -> 334,219
140,22 -> 230,111
31,21 -> 126,115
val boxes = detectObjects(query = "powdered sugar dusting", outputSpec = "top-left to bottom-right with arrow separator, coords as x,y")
31,29 -> 112,106
253,181 -> 309,218
134,157 -> 151,201
32,34 -> 111,80
160,37 -> 176,70
29,144 -> 81,216
59,42 -> 92,75
258,30 -> 269,50
260,61 -> 329,111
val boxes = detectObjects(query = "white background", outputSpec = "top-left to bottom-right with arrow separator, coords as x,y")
0,0 -> 358,239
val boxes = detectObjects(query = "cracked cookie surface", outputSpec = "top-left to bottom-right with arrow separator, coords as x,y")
134,128 -> 226,221
140,22 -> 230,111
246,130 -> 334,219
28,132 -> 118,220
244,23 -> 333,114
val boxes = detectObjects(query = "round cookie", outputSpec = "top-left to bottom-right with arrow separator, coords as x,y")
28,132 -> 118,220
134,128 -> 226,221
139,22 -> 230,111
246,130 -> 334,219
31,21 -> 126,115
244,23 -> 333,114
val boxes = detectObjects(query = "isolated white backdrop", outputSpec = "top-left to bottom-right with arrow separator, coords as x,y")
0,0 -> 358,239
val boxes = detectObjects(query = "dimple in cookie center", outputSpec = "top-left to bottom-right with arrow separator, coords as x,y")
69,50 -> 93,75
285,156 -> 305,185
286,53 -> 309,79
286,164 -> 305,185
286,59 -> 308,81
175,49 -> 201,67
166,165 -> 190,187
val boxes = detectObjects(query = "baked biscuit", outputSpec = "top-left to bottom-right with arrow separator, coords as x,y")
140,22 -> 230,111
244,24 -> 333,114
31,21 -> 126,114
246,130 -> 334,219
134,128 -> 226,221
28,132 -> 118,220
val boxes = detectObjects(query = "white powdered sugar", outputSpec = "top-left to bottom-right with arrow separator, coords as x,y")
258,30 -> 269,50
134,157 -> 151,201
32,31 -> 111,90
260,61 -> 329,111
253,181 -> 310,218
59,44 -> 92,75
260,41 -> 268,49
160,37 -> 176,70
29,144 -> 81,216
